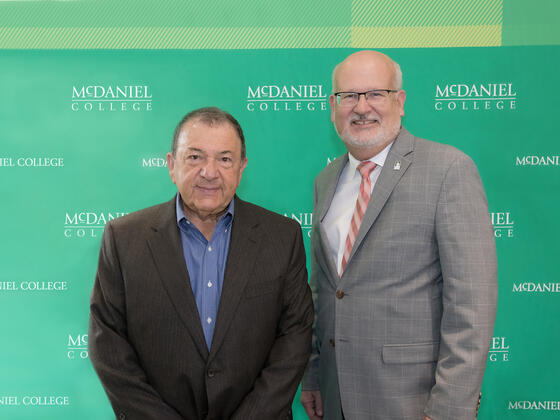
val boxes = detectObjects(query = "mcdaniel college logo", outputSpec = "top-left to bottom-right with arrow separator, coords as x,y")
247,84 -> 327,112
488,336 -> 509,362
490,211 -> 514,239
435,82 -> 516,111
67,333 -> 88,360
63,211 -> 128,238
71,84 -> 152,112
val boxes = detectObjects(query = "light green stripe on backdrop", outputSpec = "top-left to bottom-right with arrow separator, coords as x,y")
0,26 -> 350,49
0,24 -> 501,49
351,25 -> 501,48
0,0 -> 506,49
351,0 -> 502,47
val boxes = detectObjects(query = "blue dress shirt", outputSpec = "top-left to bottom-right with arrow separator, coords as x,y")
176,194 -> 233,350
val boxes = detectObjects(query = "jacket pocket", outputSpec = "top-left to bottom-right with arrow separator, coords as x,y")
382,341 -> 439,364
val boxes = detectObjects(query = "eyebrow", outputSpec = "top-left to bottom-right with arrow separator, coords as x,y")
185,147 -> 233,155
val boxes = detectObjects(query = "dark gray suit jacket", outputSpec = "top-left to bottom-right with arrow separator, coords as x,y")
89,196 -> 313,420
303,128 -> 497,420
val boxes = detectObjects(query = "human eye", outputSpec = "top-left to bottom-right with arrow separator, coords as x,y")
218,156 -> 233,167
369,90 -> 385,98
341,92 -> 357,101
336,92 -> 357,106
185,153 -> 204,164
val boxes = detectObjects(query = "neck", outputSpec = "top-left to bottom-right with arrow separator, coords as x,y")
182,203 -> 227,241
192,219 -> 218,241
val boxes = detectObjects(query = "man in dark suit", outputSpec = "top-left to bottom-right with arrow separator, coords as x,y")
89,107 -> 313,420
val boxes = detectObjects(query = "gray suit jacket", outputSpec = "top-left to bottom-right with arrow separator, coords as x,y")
302,128 -> 497,420
89,196 -> 313,420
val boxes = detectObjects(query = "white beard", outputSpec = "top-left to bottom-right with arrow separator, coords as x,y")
337,117 -> 400,149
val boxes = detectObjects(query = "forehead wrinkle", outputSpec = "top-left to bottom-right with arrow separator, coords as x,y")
184,146 -> 235,157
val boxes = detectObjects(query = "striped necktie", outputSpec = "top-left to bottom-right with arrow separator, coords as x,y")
340,161 -> 377,276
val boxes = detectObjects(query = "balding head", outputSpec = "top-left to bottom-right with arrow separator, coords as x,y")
332,50 -> 402,93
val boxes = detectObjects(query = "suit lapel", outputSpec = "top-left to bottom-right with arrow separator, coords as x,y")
317,155 -> 348,286
208,196 -> 259,362
344,128 -> 415,268
147,198 -> 209,360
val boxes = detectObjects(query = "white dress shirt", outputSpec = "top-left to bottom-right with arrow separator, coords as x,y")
323,142 -> 393,273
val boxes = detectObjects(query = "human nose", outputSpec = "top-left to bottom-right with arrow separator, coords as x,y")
354,92 -> 373,113
200,159 -> 218,179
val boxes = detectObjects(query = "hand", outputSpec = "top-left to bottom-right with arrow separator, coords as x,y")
301,390 -> 323,419
423,416 -> 432,420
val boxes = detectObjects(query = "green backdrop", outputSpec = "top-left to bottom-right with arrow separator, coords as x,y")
1,1 -> 559,419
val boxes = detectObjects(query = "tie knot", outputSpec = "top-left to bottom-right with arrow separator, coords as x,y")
358,161 -> 376,179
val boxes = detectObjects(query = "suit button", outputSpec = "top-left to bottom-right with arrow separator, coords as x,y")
118,413 -> 126,420
336,289 -> 344,299
207,370 -> 215,378
329,339 -> 335,347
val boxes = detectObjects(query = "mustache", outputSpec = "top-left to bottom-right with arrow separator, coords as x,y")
350,115 -> 380,123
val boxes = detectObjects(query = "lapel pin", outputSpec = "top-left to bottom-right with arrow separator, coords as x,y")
393,161 -> 401,171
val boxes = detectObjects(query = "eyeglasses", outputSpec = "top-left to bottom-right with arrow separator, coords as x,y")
334,89 -> 399,107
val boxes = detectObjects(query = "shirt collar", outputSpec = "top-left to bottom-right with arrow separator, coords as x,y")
345,140 -> 394,180
175,193 -> 235,227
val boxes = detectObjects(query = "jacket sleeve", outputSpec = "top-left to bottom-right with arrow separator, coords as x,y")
89,222 -> 184,420
425,154 -> 498,420
230,223 -> 314,419
301,178 -> 321,391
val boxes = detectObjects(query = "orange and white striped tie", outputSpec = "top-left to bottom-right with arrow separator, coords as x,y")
340,161 -> 377,276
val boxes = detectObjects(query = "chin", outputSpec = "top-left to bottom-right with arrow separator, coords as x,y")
197,201 -> 220,210
341,124 -> 400,149
343,134 -> 385,149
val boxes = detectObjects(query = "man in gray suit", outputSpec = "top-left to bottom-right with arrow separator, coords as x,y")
89,107 -> 313,419
301,51 -> 497,420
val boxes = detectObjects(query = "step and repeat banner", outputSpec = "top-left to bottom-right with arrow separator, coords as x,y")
1,1 -> 559,419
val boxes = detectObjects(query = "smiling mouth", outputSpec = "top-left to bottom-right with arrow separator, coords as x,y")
352,119 -> 379,126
